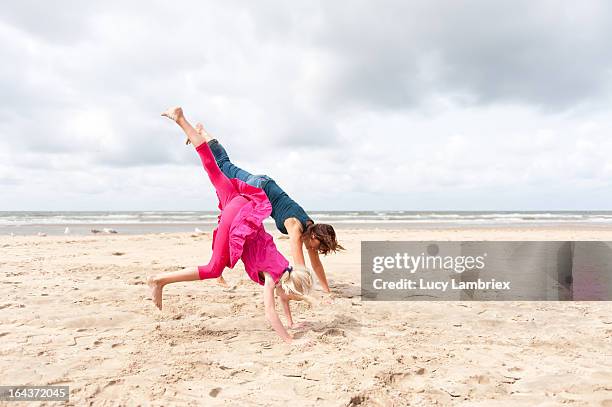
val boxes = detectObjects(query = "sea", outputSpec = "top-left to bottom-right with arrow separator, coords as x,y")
1,211 -> 612,236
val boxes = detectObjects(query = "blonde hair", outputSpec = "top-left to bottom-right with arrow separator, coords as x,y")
279,265 -> 313,296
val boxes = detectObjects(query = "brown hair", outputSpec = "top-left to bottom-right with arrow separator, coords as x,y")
302,223 -> 344,255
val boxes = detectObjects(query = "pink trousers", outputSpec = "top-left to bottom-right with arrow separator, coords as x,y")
195,142 -> 249,280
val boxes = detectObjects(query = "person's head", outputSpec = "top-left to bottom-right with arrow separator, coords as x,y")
302,223 -> 344,255
279,265 -> 313,296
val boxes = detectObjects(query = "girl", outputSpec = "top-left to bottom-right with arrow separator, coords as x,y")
147,107 -> 312,343
191,124 -> 343,294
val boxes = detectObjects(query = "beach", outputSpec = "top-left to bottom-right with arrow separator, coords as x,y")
2,227 -> 612,406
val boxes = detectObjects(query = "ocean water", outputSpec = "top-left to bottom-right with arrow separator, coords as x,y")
1,211 -> 612,236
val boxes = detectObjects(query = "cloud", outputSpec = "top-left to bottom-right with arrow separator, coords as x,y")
295,1 -> 612,111
1,1 -> 612,210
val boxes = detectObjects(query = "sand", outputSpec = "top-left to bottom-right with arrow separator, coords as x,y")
1,228 -> 612,406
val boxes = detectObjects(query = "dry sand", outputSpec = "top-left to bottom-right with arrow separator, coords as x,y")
1,228 -> 612,406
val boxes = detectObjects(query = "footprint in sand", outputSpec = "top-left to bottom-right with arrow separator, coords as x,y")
467,374 -> 490,384
376,371 -> 412,386
320,328 -> 346,338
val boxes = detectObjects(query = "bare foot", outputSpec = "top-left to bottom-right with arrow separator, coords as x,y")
161,106 -> 183,122
147,276 -> 164,310
194,122 -> 212,144
216,275 -> 229,288
162,107 -> 190,144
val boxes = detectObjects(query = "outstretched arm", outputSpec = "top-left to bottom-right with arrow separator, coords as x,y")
275,286 -> 294,327
286,218 -> 331,293
263,273 -> 292,343
307,248 -> 330,293
286,219 -> 307,266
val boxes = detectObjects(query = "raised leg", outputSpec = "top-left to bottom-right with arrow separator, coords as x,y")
162,107 -> 238,208
147,212 -> 233,311
162,107 -> 207,147
195,123 -> 213,143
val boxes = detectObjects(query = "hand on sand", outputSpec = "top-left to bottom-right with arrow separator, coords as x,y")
289,321 -> 312,330
161,106 -> 183,122
147,276 -> 163,310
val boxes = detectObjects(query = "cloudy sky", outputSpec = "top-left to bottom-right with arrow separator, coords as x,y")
1,1 -> 612,211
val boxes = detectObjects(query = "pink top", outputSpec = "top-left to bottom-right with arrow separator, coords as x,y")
213,177 -> 289,285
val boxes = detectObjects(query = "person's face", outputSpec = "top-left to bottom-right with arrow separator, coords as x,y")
308,235 -> 321,251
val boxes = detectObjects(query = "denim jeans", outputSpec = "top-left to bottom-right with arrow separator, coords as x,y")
208,139 -> 311,234
208,139 -> 271,189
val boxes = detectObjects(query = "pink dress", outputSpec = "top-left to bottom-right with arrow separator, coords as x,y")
195,142 -> 289,285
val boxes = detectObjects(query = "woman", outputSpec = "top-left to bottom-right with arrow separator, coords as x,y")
147,107 -> 312,343
188,123 -> 343,294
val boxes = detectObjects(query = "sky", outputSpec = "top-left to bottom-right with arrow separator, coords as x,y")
1,0 -> 612,211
